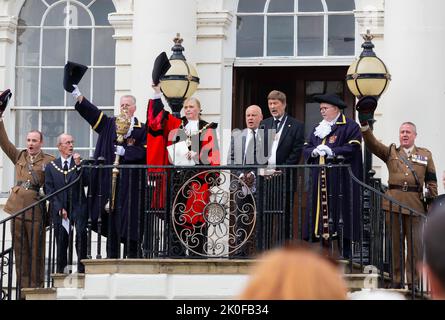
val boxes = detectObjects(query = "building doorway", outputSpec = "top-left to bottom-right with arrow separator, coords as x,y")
232,65 -> 357,240
232,66 -> 355,140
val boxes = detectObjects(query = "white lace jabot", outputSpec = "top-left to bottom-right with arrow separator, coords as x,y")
314,114 -> 340,139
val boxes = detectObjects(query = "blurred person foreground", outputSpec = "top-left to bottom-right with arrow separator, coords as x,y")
238,245 -> 348,300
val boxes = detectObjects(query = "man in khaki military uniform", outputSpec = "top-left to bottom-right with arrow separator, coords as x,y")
0,107 -> 55,290
359,117 -> 437,289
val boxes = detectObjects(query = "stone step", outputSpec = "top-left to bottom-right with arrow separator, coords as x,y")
82,258 -> 255,275
338,259 -> 364,274
22,288 -> 57,300
52,273 -> 85,289
349,288 -> 431,300
344,273 -> 380,290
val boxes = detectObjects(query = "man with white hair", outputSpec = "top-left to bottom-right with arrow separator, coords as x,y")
68,85 -> 147,259
45,133 -> 87,273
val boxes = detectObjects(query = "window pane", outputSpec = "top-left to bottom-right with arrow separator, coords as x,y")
42,29 -> 66,66
44,0 -> 60,5
325,0 -> 355,11
305,80 -> 324,95
90,0 -> 116,25
78,150 -> 92,160
326,81 -> 344,95
298,0 -> 323,12
268,0 -> 294,12
15,110 -> 39,147
15,68 -> 39,106
41,68 -> 64,106
19,0 -> 47,26
267,16 -> 293,56
236,16 -> 264,57
238,0 -> 267,13
41,148 -> 59,158
67,110 -> 90,148
42,110 -> 65,147
94,28 -> 115,66
298,16 -> 323,56
93,68 -> 115,106
67,4 -> 92,27
17,28 -> 40,66
77,0 -> 94,6
69,29 -> 92,65
328,15 -> 354,55
44,2 -> 66,26
65,68 -> 91,106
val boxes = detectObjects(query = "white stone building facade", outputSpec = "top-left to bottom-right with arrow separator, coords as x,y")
1,0 -> 444,204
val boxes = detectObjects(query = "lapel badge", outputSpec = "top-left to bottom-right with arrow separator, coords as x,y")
328,135 -> 337,144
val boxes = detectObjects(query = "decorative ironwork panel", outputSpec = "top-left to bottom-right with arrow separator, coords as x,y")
171,170 -> 256,257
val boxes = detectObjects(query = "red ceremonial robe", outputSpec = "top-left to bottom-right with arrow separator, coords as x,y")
146,98 -> 220,226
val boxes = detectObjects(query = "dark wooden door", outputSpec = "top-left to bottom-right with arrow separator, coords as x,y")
232,66 -> 355,134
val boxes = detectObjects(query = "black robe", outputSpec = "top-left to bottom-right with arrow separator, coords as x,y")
75,98 -> 147,242
303,114 -> 363,242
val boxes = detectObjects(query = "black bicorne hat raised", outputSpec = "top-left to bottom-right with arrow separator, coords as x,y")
63,61 -> 88,92
152,52 -> 171,86
356,96 -> 378,114
0,89 -> 12,116
313,94 -> 348,109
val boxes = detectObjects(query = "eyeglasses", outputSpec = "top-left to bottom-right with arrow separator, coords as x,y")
62,141 -> 74,145
319,106 -> 334,112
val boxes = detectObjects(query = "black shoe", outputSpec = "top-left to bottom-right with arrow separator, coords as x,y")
407,284 -> 420,292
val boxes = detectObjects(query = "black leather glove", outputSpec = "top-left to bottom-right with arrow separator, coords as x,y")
356,96 -> 377,126
358,111 -> 374,126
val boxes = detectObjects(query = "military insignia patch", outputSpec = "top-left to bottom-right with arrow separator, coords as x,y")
329,135 -> 337,144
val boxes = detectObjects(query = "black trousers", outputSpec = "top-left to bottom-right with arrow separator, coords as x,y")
54,219 -> 87,273
105,213 -> 141,259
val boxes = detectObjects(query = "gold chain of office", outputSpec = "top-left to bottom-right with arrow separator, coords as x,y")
50,161 -> 78,176
180,120 -> 214,147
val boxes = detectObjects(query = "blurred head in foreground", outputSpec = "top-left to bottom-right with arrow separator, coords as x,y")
238,245 -> 348,300
423,206 -> 445,299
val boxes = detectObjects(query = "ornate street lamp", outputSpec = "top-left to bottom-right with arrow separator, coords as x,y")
346,30 -> 391,182
160,33 -> 200,118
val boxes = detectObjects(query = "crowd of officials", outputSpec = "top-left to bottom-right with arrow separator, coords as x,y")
0,61 -> 444,299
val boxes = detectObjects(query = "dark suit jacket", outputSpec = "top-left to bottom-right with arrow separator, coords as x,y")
260,115 -> 304,165
45,157 -> 88,224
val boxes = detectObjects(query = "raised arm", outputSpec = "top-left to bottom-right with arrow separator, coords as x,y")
0,117 -> 20,163
361,127 -> 391,162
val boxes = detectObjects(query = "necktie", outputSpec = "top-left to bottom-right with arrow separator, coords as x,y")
273,119 -> 282,134
63,160 -> 69,183
245,129 -> 257,165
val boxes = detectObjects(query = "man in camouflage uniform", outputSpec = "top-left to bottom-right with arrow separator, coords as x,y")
0,103 -> 55,290
359,115 -> 437,289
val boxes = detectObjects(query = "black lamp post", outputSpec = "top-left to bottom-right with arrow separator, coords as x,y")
160,33 -> 200,119
346,30 -> 391,182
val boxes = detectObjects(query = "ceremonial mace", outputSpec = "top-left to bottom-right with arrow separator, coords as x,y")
110,108 -> 131,212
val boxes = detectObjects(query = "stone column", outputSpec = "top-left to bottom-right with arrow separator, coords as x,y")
129,0 -> 197,120
0,14 -> 17,192
380,0 -> 445,190
109,11 -> 134,113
